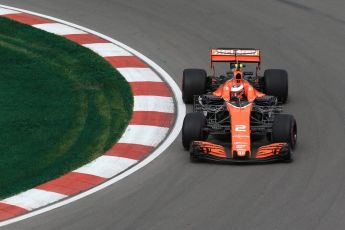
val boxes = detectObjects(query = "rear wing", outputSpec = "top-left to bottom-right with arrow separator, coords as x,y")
211,48 -> 261,64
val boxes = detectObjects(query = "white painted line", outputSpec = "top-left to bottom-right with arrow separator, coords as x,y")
74,156 -> 137,178
33,23 -> 87,35
83,43 -> 132,57
2,189 -> 67,211
0,8 -> 19,15
0,4 -> 186,227
117,68 -> 163,82
118,125 -> 169,147
134,96 -> 174,113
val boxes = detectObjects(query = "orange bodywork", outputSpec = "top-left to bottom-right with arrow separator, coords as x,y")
227,102 -> 252,157
211,69 -> 266,157
212,79 -> 265,102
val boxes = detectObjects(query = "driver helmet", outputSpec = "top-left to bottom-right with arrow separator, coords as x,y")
230,84 -> 244,98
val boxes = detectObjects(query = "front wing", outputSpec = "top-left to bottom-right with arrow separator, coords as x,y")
190,141 -> 291,164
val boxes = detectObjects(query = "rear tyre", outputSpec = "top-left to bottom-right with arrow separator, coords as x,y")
182,112 -> 208,150
272,114 -> 297,149
263,69 -> 288,103
182,69 -> 207,104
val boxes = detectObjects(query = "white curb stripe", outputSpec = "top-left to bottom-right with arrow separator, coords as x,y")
0,8 -> 19,15
2,189 -> 67,211
134,96 -> 174,113
117,68 -> 163,82
83,43 -> 132,57
74,156 -> 137,178
33,23 -> 87,35
118,125 -> 169,147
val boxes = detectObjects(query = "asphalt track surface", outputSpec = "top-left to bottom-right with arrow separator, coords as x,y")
2,0 -> 345,229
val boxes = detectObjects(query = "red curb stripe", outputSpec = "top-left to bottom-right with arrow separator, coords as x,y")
105,56 -> 147,68
64,34 -> 108,45
105,143 -> 153,160
36,172 -> 106,196
0,203 -> 27,221
130,111 -> 174,127
130,82 -> 172,97
4,13 -> 53,25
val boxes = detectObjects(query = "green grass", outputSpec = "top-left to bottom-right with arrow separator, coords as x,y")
0,17 -> 133,199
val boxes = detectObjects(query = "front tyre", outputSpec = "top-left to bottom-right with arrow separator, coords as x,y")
272,114 -> 297,149
182,112 -> 208,150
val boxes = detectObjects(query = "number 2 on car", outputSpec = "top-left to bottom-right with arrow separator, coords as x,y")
235,125 -> 246,132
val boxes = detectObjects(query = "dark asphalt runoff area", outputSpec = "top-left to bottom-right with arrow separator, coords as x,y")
2,0 -> 345,229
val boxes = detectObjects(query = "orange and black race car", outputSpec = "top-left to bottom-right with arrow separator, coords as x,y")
182,48 -> 297,163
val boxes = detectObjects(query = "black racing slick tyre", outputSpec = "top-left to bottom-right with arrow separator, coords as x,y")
182,69 -> 207,104
263,69 -> 288,103
272,114 -> 297,149
182,112 -> 208,150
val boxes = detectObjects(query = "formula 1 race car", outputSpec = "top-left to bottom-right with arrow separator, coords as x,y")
182,48 -> 297,163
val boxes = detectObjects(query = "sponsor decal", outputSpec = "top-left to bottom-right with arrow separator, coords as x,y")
233,135 -> 250,138
234,141 -> 248,152
213,49 -> 259,56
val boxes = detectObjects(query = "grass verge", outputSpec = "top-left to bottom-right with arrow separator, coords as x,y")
0,17 -> 133,199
